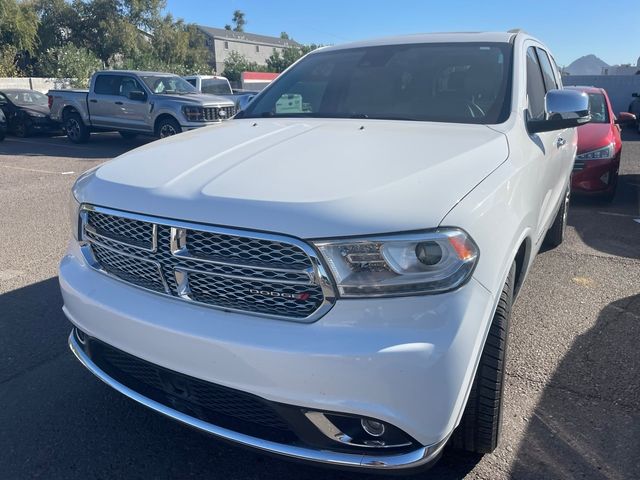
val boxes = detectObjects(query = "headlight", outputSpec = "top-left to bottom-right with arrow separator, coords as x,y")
182,106 -> 205,122
27,111 -> 46,118
69,191 -> 81,241
313,229 -> 479,297
576,143 -> 615,161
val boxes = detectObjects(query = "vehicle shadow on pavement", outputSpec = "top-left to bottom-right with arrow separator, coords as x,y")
567,172 -> 640,260
0,277 -> 483,480
509,293 -> 640,479
0,133 -> 150,160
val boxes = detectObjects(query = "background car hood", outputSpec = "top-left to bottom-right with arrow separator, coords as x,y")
21,104 -> 50,116
158,93 -> 235,107
76,118 -> 508,238
576,122 -> 614,154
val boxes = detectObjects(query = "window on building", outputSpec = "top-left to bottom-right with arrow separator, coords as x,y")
224,41 -> 229,49
256,45 -> 260,53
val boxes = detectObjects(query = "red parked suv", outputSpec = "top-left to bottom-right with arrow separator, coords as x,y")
566,86 -> 636,201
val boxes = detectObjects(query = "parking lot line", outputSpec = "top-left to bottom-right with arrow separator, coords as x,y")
0,164 -> 75,175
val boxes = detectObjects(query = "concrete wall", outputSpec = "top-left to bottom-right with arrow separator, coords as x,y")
212,39 -> 285,74
563,75 -> 640,114
0,77 -> 72,93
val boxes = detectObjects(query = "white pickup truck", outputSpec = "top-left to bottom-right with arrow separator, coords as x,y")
60,31 -> 590,471
48,70 -> 236,143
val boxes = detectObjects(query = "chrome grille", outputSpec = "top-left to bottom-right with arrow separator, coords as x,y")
80,206 -> 334,321
203,106 -> 236,121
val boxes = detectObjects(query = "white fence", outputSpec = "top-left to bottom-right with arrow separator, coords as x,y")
563,75 -> 640,114
0,77 -> 72,93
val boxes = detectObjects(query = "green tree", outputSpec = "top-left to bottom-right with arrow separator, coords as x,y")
0,45 -> 20,76
232,9 -> 245,32
0,0 -> 39,54
39,44 -> 102,87
222,50 -> 265,82
266,44 -> 321,73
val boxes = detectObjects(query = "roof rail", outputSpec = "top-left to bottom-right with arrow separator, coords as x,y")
507,28 -> 528,34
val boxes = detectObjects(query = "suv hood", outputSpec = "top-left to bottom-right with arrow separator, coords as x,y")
76,118 -> 508,238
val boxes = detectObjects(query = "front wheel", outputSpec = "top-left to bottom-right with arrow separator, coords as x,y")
64,112 -> 90,144
156,117 -> 182,139
544,185 -> 570,248
451,261 -> 515,453
13,118 -> 31,138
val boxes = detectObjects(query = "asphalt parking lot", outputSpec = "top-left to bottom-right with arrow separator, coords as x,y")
1,131 -> 639,480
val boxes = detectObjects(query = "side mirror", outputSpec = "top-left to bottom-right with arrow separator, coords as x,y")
128,90 -> 146,101
615,112 -> 637,125
528,89 -> 591,134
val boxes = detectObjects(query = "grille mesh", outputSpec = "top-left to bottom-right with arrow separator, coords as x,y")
203,106 -> 236,121
84,209 -> 327,319
87,337 -> 297,441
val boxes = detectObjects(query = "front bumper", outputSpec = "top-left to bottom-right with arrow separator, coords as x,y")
60,239 -> 496,469
571,156 -> 619,194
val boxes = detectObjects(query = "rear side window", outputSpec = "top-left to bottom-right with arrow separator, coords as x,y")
526,47 -> 546,121
535,48 -> 558,91
94,75 -> 123,95
185,78 -> 196,87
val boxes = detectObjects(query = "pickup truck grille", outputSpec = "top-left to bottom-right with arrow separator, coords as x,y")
80,207 -> 334,321
203,106 -> 236,121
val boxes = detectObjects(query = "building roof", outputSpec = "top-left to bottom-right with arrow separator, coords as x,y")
197,25 -> 301,48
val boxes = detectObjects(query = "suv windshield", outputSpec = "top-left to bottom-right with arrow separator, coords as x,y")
201,78 -> 232,95
587,93 -> 609,124
140,75 -> 197,95
5,90 -> 48,106
241,42 -> 513,124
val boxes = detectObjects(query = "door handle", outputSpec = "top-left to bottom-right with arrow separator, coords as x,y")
114,101 -> 123,105
556,137 -> 566,148
89,99 -> 97,103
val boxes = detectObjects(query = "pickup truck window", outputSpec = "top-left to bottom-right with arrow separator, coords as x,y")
201,79 -> 233,95
94,75 -> 123,95
140,75 -> 196,95
241,42 -> 513,124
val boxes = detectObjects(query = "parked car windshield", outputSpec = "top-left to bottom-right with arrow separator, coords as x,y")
587,93 -> 609,123
241,42 -> 513,124
140,75 -> 197,95
201,78 -> 232,95
4,90 -> 48,106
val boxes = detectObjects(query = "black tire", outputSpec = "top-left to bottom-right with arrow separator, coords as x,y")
155,117 -> 181,139
119,131 -> 138,140
544,185 -> 570,248
64,112 -> 90,144
13,118 -> 31,138
0,130 -> 5,142
451,261 -> 515,454
602,171 -> 618,203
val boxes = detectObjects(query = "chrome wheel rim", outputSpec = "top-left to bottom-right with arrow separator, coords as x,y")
159,124 -> 177,138
66,119 -> 80,140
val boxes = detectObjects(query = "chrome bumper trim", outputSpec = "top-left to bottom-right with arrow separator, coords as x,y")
68,332 -> 446,470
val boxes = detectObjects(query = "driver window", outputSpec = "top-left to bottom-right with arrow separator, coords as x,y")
119,77 -> 143,97
526,47 -> 546,121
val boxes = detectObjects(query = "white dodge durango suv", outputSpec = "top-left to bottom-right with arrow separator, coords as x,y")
60,31 -> 590,471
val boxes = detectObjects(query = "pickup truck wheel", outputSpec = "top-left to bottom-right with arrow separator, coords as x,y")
156,118 -> 181,138
544,185 -> 570,248
119,131 -> 138,140
64,112 -> 89,144
451,261 -> 514,454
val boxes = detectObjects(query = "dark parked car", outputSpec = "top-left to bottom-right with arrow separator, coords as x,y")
0,89 -> 59,137
566,86 -> 636,201
0,108 -> 6,141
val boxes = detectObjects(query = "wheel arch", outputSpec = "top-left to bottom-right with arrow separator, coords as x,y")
154,113 -> 180,136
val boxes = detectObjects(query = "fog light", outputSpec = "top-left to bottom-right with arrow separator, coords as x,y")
361,418 -> 386,437
600,172 -> 610,184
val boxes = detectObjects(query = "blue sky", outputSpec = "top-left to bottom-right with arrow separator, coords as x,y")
165,0 -> 639,67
